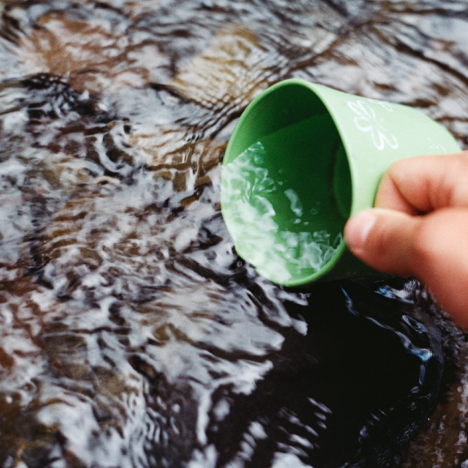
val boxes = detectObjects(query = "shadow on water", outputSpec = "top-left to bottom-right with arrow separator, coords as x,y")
205,280 -> 446,468
0,1 -> 468,467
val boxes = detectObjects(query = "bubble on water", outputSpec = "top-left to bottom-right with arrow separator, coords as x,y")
285,188 -> 303,218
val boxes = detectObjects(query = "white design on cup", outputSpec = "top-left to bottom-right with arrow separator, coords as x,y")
347,100 -> 399,151
427,137 -> 447,154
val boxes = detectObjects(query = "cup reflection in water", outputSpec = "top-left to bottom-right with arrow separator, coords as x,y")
221,79 -> 461,286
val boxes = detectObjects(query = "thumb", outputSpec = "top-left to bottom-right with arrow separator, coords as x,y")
344,208 -> 421,277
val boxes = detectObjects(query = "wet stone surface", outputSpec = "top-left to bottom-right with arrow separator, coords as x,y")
0,1 -> 468,467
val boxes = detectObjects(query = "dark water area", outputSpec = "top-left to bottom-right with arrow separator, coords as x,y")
0,1 -> 468,467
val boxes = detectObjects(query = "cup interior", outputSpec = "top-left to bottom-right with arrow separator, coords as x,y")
222,82 -> 352,286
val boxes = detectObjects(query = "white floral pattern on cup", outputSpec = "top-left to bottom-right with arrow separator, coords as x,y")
427,137 -> 447,154
347,100 -> 399,151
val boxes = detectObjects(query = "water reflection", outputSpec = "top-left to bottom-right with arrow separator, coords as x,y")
0,1 -> 468,467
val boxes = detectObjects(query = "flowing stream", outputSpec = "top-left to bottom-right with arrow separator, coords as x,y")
0,1 -> 468,467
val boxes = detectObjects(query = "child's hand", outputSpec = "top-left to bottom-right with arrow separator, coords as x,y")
344,152 -> 468,329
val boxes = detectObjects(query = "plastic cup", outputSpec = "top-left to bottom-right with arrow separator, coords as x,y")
220,79 -> 461,287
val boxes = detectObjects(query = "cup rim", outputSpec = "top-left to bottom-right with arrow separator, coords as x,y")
221,78 -> 351,287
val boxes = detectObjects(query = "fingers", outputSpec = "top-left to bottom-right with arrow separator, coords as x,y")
374,151 -> 468,213
345,151 -> 468,329
374,172 -> 420,215
345,207 -> 468,330
344,208 -> 421,277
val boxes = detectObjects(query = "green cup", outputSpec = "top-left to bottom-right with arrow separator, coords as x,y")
220,79 -> 461,287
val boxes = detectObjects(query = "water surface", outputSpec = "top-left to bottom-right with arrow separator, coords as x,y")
1,1 -> 468,467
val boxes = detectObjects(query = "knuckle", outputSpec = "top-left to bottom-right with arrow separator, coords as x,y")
373,224 -> 394,259
410,218 -> 443,270
367,220 -> 404,272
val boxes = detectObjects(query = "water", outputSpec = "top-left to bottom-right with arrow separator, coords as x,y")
0,1 -> 467,467
221,140 -> 342,284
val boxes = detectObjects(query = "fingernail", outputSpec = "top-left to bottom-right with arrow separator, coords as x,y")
344,210 -> 377,251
